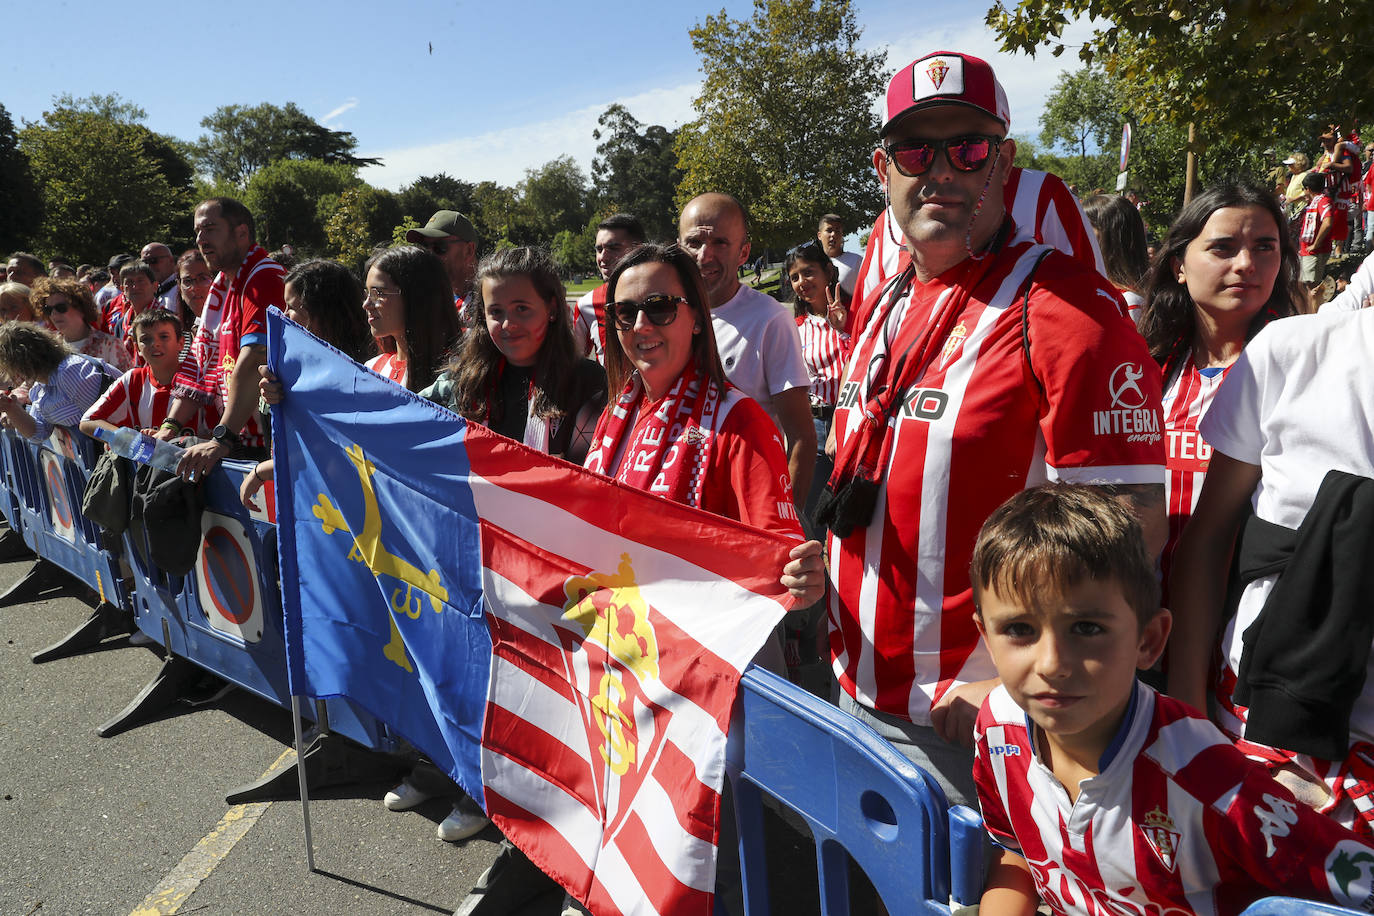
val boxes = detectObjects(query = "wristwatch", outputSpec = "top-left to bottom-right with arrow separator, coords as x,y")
211,424 -> 240,449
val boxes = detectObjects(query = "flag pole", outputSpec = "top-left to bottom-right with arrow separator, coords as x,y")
290,694 -> 317,872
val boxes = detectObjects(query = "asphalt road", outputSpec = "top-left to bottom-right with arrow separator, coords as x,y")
0,547 -> 528,916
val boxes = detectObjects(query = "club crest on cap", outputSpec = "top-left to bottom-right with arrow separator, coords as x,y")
916,55 -> 964,101
926,58 -> 950,91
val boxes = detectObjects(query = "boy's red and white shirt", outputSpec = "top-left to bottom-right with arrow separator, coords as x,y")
83,366 -> 183,434
975,682 -> 1374,916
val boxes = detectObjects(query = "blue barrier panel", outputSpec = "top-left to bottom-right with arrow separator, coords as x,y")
1241,899 -> 1368,915
0,427 -> 20,532
727,666 -> 979,914
4,429 -> 49,555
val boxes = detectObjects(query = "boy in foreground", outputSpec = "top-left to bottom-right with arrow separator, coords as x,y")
970,484 -> 1374,915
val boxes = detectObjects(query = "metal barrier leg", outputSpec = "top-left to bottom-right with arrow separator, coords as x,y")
0,527 -> 33,561
96,653 -> 200,738
224,731 -> 408,805
0,558 -> 79,607
31,601 -> 134,663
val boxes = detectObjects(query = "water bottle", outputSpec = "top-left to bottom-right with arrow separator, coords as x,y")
92,426 -> 186,473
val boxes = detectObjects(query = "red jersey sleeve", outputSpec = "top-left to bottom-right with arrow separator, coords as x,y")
1025,253 -> 1165,484
238,269 -> 283,342
972,700 -> 1021,851
82,372 -> 134,427
700,396 -> 803,540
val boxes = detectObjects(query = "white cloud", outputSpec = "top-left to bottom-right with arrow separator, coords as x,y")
360,83 -> 700,191
322,97 -> 359,126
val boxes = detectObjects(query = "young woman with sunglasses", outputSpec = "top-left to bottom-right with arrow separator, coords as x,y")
362,246 -> 462,393
1140,180 -> 1303,595
425,245 -> 605,462
29,276 -> 131,371
585,242 -> 802,537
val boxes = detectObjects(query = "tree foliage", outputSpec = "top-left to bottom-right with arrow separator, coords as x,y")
591,104 -> 682,241
1037,66 -> 1126,193
675,0 -> 888,250
325,185 -> 404,272
987,0 -> 1374,156
516,156 -> 590,245
196,102 -> 381,186
0,103 -> 40,254
243,159 -> 362,253
395,173 -> 476,224
19,101 -> 189,262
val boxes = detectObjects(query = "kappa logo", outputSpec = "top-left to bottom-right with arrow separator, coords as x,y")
313,443 -> 449,673
562,554 -> 660,776
987,744 -> 1021,757
926,58 -> 950,91
1327,840 -> 1374,911
1109,362 -> 1148,409
1254,792 -> 1299,857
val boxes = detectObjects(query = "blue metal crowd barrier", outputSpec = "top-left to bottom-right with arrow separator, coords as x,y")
727,666 -> 983,914
0,425 -> 401,798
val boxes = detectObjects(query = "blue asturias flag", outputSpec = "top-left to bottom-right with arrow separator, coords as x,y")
268,312 -> 797,916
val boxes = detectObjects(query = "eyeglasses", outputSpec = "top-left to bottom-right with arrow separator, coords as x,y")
610,294 -> 686,331
364,287 -> 403,304
179,274 -> 212,287
883,134 -> 1003,177
44,301 -> 72,315
425,239 -> 463,256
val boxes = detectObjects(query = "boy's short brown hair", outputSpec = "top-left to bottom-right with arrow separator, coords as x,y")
132,307 -> 183,340
970,483 -> 1160,625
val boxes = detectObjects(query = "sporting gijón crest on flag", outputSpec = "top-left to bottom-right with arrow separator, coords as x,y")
268,311 -> 795,916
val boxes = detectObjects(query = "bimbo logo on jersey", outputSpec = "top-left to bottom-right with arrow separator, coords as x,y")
1093,362 -> 1161,444
836,381 -> 949,423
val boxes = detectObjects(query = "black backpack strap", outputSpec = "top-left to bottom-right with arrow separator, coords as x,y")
1020,248 -> 1055,399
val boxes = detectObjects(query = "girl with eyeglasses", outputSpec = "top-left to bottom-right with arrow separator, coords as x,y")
361,245 -> 462,393
29,276 -> 131,371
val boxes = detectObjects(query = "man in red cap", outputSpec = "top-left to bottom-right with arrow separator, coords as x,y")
786,50 -> 1166,806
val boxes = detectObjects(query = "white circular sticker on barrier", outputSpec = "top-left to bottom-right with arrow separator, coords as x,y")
194,511 -> 264,643
40,451 -> 77,544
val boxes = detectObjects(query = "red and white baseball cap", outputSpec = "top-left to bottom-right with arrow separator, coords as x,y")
880,51 -> 1011,136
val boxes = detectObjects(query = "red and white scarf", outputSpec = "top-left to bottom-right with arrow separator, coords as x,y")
583,364 -> 722,509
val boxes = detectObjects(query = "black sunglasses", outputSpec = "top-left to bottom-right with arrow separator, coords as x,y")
884,134 -> 1002,177
788,239 -> 826,258
45,301 -> 71,314
610,294 -> 686,331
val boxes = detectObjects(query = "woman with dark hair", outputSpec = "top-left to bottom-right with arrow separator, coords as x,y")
362,245 -> 461,393
30,276 -> 131,371
1082,194 -> 1151,325
784,239 -> 850,523
242,259 -> 377,509
1140,179 -> 1303,589
587,242 -> 801,536
425,246 -> 604,461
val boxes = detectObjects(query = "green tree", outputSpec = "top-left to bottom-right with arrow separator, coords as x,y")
325,185 -> 404,271
395,173 -> 475,223
551,224 -> 596,277
591,104 -> 682,240
675,0 -> 888,251
196,102 -> 381,186
986,0 -> 1374,160
20,103 -> 187,263
469,181 -> 519,250
0,103 -> 40,253
512,156 -> 590,245
1037,66 -> 1124,194
243,159 -> 362,253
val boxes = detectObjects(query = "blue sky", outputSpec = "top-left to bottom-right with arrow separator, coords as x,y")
2,1 -> 1094,191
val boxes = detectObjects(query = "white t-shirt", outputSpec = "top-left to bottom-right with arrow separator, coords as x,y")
831,250 -> 862,296
1201,308 -> 1374,744
710,283 -> 809,429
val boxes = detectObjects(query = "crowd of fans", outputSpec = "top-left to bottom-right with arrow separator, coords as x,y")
5,47 -> 1374,916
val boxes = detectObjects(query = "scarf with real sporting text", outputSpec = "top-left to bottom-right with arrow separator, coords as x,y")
583,362 -> 722,509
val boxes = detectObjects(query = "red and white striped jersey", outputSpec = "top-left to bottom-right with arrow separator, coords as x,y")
850,167 -> 1105,335
828,241 -> 1163,722
1161,358 -> 1229,595
975,683 -> 1374,916
1301,196 -> 1337,256
366,351 -> 407,387
795,313 -> 849,406
572,284 -> 610,364
82,366 -> 184,433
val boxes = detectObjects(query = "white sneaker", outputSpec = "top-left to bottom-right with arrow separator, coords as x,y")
383,780 -> 432,812
436,802 -> 489,842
